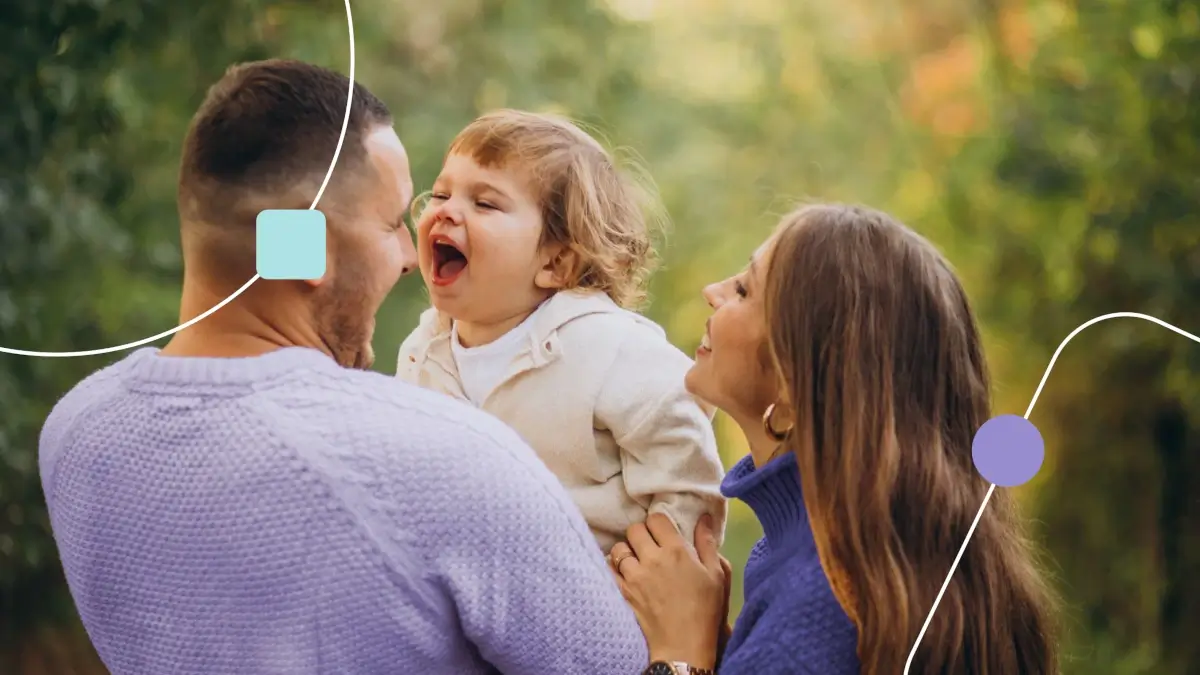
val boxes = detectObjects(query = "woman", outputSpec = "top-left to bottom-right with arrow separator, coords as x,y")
608,204 -> 1059,674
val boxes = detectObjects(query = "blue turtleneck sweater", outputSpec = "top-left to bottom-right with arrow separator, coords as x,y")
719,451 -> 860,674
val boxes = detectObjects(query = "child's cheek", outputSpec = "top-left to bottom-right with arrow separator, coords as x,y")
415,219 -> 432,242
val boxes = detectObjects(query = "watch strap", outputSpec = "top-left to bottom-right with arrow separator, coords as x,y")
642,660 -> 715,675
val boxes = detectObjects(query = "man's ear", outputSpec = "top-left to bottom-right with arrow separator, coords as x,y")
534,243 -> 578,291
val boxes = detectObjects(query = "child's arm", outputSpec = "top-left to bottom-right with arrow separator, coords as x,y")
595,326 -> 728,547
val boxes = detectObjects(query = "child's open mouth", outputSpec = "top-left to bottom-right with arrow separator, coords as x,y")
431,236 -> 468,286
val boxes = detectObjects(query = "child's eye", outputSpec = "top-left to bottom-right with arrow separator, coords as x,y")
735,281 -> 748,298
475,200 -> 496,210
430,192 -> 449,201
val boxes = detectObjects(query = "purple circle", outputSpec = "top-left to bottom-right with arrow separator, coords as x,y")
971,414 -> 1044,487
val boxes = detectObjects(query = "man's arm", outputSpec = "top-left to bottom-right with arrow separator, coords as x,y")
595,329 -> 728,548
427,417 -> 650,674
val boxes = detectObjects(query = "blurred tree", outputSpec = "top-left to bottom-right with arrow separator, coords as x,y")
972,0 -> 1200,672
5,0 -> 1199,672
0,0 -> 330,670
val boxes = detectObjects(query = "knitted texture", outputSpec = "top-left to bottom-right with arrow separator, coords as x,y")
719,452 -> 860,674
39,346 -> 648,675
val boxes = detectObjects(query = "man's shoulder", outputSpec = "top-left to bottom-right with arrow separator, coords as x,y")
264,365 -> 542,470
48,349 -> 140,410
41,349 -> 145,424
261,366 -> 586,535
38,351 -> 147,496
307,366 -> 509,431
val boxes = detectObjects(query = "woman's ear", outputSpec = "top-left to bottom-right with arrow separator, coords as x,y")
773,400 -> 795,430
534,244 -> 578,291
761,366 -> 796,431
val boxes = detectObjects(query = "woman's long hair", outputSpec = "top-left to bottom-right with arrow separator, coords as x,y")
763,204 -> 1058,674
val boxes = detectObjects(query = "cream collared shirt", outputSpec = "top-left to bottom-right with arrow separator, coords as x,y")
396,289 -> 728,552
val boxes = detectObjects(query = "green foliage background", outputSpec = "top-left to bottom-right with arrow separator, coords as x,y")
1,0 -> 1197,672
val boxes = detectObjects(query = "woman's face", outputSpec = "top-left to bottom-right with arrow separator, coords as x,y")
685,238 -> 780,423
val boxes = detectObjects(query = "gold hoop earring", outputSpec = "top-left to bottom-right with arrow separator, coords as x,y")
762,402 -> 792,441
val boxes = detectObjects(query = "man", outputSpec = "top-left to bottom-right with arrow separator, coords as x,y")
38,59 -> 648,674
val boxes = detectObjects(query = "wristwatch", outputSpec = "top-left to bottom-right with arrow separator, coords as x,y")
642,661 -> 715,675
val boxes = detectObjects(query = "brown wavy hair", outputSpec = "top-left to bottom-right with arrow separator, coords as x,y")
443,109 -> 664,309
763,204 -> 1059,674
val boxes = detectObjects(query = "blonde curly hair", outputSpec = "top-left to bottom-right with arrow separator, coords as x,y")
443,108 -> 665,310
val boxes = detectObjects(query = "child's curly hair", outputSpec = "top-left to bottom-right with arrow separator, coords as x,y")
445,108 -> 665,310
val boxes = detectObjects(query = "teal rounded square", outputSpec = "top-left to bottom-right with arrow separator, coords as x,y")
256,209 -> 327,280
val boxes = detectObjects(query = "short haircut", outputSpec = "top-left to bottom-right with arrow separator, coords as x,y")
447,109 -> 664,310
178,58 -> 392,230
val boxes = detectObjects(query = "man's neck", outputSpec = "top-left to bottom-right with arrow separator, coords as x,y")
159,276 -> 333,360
160,329 -> 292,359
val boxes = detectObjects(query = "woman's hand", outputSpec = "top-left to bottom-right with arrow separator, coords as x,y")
716,555 -> 733,664
609,513 -> 728,669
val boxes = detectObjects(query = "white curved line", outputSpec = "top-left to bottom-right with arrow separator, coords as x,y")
0,0 -> 357,359
309,0 -> 356,212
1022,313 -> 1200,418
905,312 -> 1200,673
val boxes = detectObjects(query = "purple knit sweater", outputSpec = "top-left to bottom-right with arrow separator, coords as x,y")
719,451 -> 860,674
38,346 -> 648,675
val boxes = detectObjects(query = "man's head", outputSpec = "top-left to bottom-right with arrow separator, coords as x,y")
177,59 -> 416,369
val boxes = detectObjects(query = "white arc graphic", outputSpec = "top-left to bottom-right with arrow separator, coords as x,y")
0,0 -> 357,358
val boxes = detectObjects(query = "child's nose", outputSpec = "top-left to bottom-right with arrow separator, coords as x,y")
702,282 -> 721,309
431,199 -> 465,226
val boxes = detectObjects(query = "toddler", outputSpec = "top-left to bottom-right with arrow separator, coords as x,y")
395,109 -> 726,552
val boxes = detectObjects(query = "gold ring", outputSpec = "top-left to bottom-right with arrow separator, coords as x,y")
610,550 -> 635,569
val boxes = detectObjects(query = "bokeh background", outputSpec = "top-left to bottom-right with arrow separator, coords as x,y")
3,0 -> 1199,672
